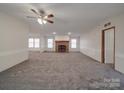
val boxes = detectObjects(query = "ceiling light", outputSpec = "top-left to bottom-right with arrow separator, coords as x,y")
37,18 -> 43,24
68,32 -> 71,35
53,32 -> 56,35
43,20 -> 47,24
44,16 -> 48,19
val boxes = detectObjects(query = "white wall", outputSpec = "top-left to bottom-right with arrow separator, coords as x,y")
0,12 -> 29,72
80,25 -> 101,61
55,36 -> 70,41
80,13 -> 124,74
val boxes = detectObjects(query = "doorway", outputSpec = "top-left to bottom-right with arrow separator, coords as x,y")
101,26 -> 115,68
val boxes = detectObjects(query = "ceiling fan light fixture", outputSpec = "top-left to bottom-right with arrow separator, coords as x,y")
43,20 -> 47,24
30,8 -> 54,24
44,16 -> 48,19
37,18 -> 43,24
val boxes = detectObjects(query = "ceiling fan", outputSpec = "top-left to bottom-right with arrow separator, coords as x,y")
27,8 -> 54,24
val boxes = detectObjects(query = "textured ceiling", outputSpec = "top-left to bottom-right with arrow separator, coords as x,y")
0,3 -> 124,36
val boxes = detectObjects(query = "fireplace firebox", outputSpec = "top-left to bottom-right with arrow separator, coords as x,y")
55,41 -> 69,52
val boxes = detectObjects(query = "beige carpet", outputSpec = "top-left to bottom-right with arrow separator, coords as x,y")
0,51 -> 124,90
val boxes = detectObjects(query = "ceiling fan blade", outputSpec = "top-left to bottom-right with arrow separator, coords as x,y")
47,14 -> 54,18
30,9 -> 39,15
45,19 -> 54,24
26,16 -> 37,18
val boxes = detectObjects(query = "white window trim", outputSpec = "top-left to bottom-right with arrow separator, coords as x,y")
71,38 -> 77,48
47,38 -> 54,48
34,38 -> 40,48
28,38 -> 40,48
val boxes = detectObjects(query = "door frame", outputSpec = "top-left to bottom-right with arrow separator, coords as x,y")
101,26 -> 115,68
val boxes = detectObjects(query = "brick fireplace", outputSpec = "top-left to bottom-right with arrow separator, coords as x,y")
55,41 -> 69,52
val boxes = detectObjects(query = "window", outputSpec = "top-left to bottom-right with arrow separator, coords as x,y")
34,38 -> 40,48
48,39 -> 53,48
71,39 -> 77,48
28,38 -> 40,48
29,38 -> 34,48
